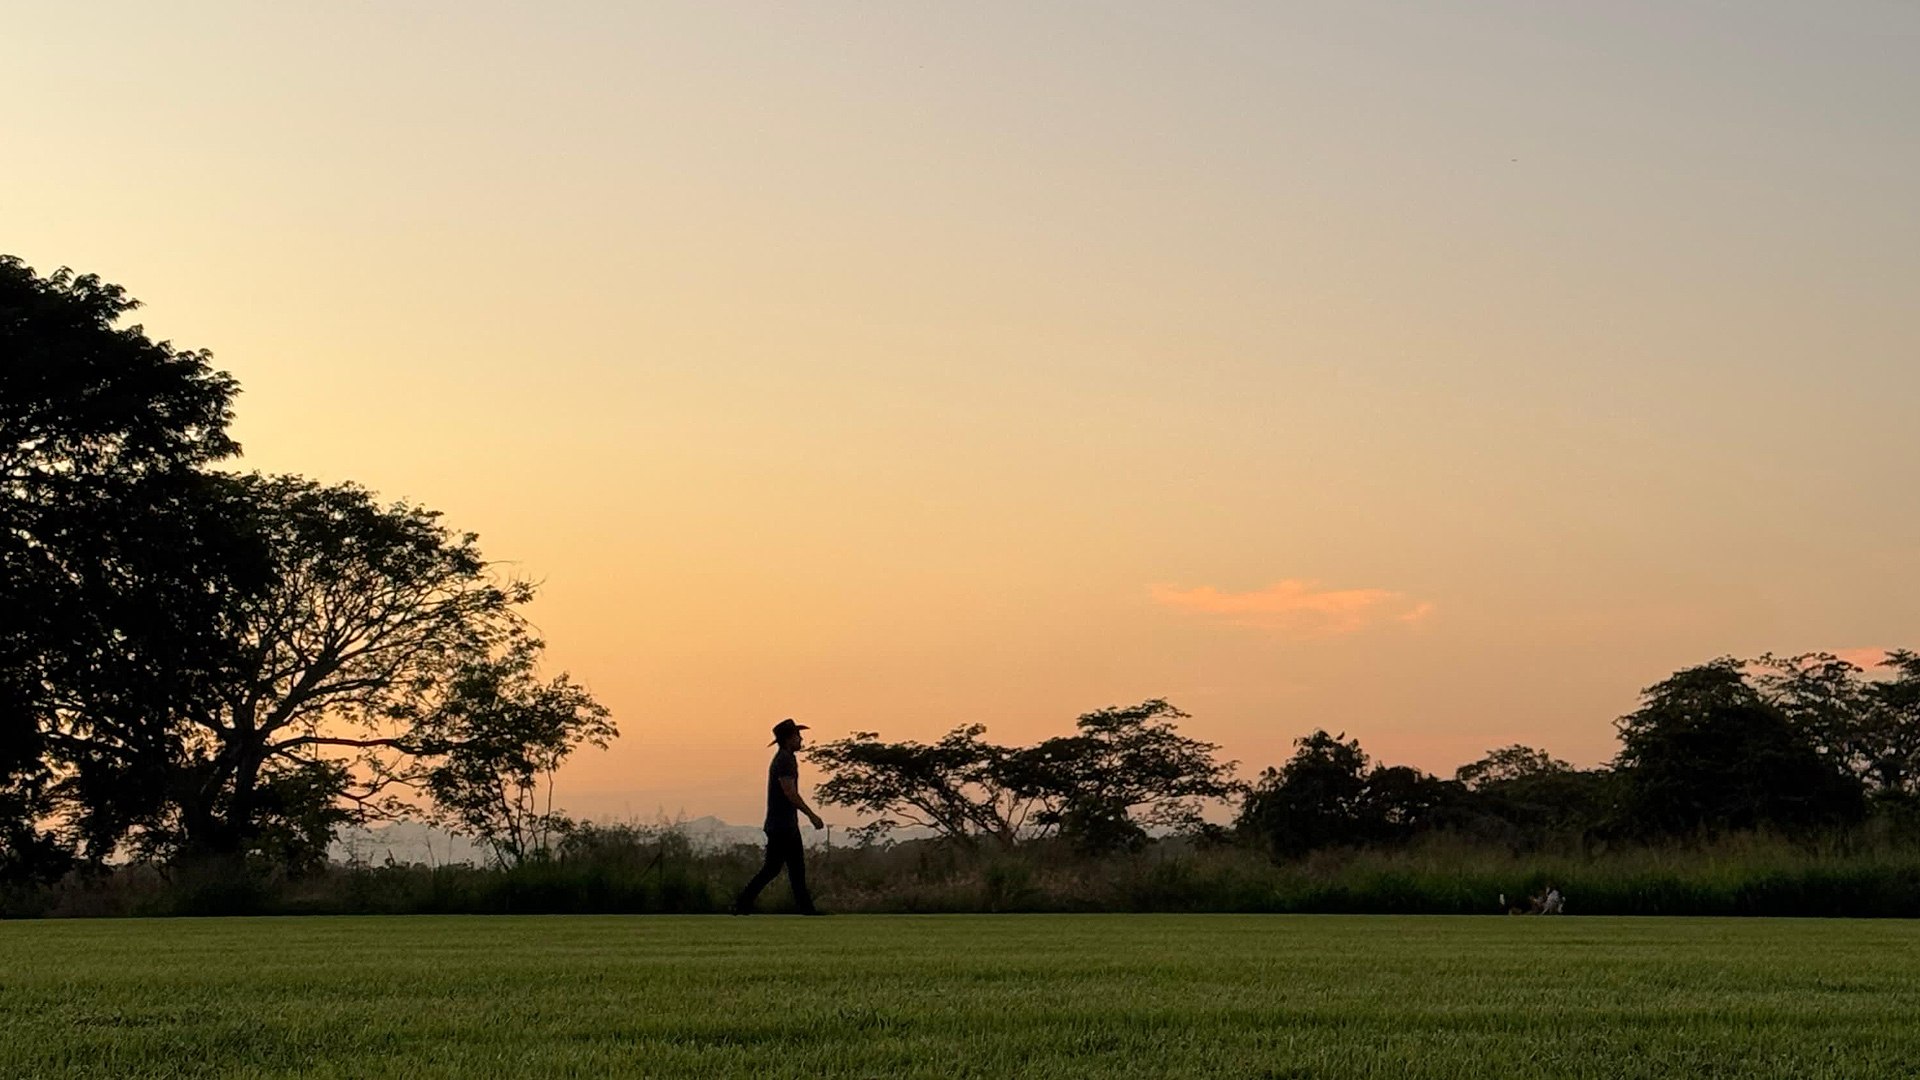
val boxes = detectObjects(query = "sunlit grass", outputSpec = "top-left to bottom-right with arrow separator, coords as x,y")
4,914 -> 1919,1078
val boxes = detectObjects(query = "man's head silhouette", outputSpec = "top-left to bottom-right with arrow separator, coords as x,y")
770,718 -> 809,749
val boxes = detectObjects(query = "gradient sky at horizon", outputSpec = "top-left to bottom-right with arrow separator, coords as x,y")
7,2 -> 1918,824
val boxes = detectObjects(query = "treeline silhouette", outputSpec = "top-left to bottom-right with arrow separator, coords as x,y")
1240,651 -> 1920,856
809,652 -> 1920,859
7,254 -> 1920,918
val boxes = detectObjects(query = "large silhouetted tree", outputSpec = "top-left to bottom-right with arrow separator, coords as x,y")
123,474 -> 617,868
4,256 -> 615,877
27,465 -> 615,873
2,255 -> 245,879
0,257 -> 237,478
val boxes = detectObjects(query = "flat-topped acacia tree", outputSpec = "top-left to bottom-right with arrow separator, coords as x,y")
810,700 -> 1240,853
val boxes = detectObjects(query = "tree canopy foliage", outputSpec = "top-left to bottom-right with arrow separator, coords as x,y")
424,634 -> 616,868
3,255 -> 247,881
812,700 -> 1239,852
1753,651 -> 1920,798
1,256 -> 614,882
1011,700 -> 1241,852
811,724 -> 1034,849
1614,658 -> 1865,836
1235,731 -> 1461,858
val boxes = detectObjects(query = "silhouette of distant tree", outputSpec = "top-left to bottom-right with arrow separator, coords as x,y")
1,255 -> 243,881
812,702 -> 1240,851
1614,659 -> 1864,836
1869,651 -> 1920,801
1751,653 -> 1883,784
1451,744 -> 1614,846
1356,764 -> 1460,843
1236,730 -> 1372,858
1752,651 -> 1920,801
1455,745 -> 1570,791
1006,700 -> 1240,853
424,633 -> 614,867
811,725 -> 1034,848
1237,731 -> 1476,857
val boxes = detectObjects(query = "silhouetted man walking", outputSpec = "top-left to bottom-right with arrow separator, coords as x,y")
731,718 -> 825,915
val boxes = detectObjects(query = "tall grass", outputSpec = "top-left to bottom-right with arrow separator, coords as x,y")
9,824 -> 1920,918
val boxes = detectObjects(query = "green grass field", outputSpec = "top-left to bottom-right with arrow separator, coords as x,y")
4,915 -> 1919,1079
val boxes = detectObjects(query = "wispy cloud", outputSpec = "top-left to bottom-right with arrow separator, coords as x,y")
1149,579 -> 1435,638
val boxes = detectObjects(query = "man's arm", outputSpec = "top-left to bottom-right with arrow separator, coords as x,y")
780,776 -> 825,830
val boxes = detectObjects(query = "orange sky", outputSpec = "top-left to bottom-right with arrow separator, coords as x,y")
7,3 -> 1918,823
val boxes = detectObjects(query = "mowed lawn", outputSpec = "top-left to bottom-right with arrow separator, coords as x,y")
4,915 -> 1920,1079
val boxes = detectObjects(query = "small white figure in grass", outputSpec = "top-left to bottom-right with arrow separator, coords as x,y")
1540,885 -> 1565,915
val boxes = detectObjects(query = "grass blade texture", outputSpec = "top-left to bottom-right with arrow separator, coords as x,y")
4,914 -> 1918,1078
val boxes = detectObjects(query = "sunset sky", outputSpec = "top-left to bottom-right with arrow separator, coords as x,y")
7,3 -> 1918,824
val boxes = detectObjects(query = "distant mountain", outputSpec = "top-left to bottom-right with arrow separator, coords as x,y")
331,822 -> 488,867
671,815 -> 768,850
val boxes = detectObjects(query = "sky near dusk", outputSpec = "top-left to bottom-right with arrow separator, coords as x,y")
6,2 -> 1918,825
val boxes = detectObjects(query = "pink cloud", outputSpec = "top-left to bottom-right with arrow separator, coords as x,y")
1831,647 -> 1893,670
1743,648 -> 1899,679
1149,579 -> 1435,638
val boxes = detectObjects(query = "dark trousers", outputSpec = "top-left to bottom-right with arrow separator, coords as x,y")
736,827 -> 813,912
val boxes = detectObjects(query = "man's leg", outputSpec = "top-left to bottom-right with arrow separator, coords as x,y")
732,832 -> 785,913
780,830 -> 816,914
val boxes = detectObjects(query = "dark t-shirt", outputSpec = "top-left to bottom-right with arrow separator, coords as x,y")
765,748 -> 799,832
